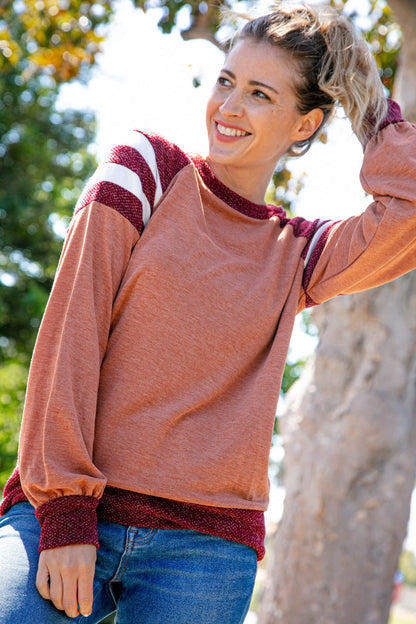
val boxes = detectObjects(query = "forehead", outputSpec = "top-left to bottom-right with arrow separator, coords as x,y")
224,39 -> 298,90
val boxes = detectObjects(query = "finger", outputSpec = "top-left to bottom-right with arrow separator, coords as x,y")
61,570 -> 80,619
77,565 -> 95,617
36,556 -> 51,600
49,568 -> 64,612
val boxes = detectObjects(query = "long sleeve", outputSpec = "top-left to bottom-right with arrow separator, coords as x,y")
299,108 -> 416,310
18,130 -> 190,551
18,204 -> 140,548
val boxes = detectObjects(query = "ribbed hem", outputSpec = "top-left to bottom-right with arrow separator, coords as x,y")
100,486 -> 266,560
35,495 -> 100,552
2,469 -> 266,560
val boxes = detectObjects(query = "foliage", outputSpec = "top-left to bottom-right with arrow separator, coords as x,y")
389,613 -> 416,624
0,0 -> 130,486
134,0 -> 224,46
400,550 -> 416,586
281,358 -> 308,396
266,165 -> 306,218
0,2 -> 131,363
0,81 -> 97,361
1,0 -> 116,81
0,361 -> 27,486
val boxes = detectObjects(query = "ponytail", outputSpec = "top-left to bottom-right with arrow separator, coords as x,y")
318,11 -> 387,145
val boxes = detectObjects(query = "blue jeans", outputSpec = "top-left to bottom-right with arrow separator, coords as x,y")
0,503 -> 257,623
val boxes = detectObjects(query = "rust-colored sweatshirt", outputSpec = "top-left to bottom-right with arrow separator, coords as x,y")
2,101 -> 415,557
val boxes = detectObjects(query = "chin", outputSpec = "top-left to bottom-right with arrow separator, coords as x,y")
209,147 -> 244,167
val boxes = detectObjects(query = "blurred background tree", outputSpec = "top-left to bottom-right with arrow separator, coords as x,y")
400,550 -> 416,587
0,0 -> 126,482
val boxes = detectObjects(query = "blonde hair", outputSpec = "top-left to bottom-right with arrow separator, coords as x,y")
231,3 -> 387,154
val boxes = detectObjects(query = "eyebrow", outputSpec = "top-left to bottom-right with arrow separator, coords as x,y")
221,69 -> 279,94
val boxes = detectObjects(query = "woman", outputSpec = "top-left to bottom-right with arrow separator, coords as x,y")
1,3 -> 415,623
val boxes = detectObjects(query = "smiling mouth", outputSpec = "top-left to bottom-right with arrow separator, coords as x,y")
216,122 -> 250,137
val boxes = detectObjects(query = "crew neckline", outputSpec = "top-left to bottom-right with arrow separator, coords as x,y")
192,156 -> 285,222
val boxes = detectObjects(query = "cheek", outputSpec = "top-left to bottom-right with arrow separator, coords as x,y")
205,96 -> 216,132
267,112 -> 293,139
206,87 -> 224,117
207,85 -> 218,104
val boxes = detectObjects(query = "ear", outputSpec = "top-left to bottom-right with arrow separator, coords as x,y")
294,108 -> 324,142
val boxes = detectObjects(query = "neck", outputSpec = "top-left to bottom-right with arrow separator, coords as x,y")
205,158 -> 272,205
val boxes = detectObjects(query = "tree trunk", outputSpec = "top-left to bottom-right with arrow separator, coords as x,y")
258,2 -> 416,622
389,0 -> 416,121
258,276 -> 416,624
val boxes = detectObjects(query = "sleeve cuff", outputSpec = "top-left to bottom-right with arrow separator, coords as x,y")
363,99 -> 405,148
378,99 -> 405,131
35,495 -> 100,552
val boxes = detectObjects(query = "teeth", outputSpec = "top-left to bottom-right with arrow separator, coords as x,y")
217,123 -> 249,137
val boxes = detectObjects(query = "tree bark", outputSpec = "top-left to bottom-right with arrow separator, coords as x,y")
258,276 -> 416,624
258,2 -> 416,622
389,0 -> 416,120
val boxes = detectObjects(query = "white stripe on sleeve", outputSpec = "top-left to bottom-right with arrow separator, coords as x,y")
304,220 -> 334,268
89,162 -> 152,225
75,131 -> 163,226
120,131 -> 164,206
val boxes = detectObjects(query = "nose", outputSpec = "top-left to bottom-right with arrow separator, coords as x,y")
219,90 -> 244,117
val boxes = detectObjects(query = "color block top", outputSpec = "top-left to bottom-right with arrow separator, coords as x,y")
2,101 -> 415,558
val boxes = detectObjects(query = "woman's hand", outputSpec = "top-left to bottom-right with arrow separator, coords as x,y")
36,543 -> 97,618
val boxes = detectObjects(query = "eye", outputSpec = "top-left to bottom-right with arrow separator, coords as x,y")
217,75 -> 232,88
253,89 -> 270,101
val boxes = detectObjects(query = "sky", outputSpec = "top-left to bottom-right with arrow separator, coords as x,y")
58,0 -> 416,554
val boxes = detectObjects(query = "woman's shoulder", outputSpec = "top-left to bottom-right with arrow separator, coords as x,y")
104,129 -> 194,194
74,130 -> 196,230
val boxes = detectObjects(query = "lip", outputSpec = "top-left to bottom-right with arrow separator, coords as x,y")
215,120 -> 249,132
214,120 -> 251,142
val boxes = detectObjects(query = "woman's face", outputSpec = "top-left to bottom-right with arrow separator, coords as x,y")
206,39 -> 316,188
